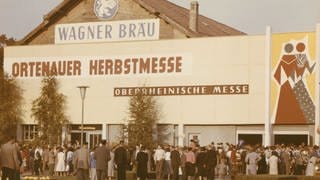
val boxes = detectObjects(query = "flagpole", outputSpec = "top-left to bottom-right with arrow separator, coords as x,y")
264,26 -> 272,146
315,24 -> 320,145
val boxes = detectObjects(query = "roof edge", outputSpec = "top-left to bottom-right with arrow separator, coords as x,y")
16,0 -> 83,45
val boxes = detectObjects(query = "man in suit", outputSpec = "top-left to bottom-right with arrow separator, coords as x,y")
206,145 -> 217,180
170,146 -> 181,180
74,142 -> 90,180
0,136 -> 20,180
114,140 -> 127,180
94,140 -> 111,180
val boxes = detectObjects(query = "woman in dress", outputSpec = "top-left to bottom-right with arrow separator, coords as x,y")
55,147 -> 66,176
107,147 -> 115,180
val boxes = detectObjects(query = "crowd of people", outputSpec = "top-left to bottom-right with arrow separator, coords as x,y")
1,136 -> 320,180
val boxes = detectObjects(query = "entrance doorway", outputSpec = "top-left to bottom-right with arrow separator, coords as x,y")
88,133 -> 102,149
238,134 -> 263,146
71,132 -> 87,145
274,134 -> 308,146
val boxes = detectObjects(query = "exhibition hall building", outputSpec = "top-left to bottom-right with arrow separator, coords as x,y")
3,0 -> 320,148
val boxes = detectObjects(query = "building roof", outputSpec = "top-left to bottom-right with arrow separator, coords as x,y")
134,0 -> 245,37
18,0 -> 245,45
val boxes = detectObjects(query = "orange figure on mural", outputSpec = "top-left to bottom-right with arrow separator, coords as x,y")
273,42 -> 315,124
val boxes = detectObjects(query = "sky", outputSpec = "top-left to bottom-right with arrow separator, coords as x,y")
0,0 -> 320,40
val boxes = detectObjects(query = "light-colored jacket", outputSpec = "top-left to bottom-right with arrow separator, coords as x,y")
74,147 -> 90,170
0,141 -> 20,170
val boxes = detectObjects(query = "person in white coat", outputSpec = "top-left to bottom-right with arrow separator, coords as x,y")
306,151 -> 318,176
268,151 -> 279,175
55,147 -> 66,176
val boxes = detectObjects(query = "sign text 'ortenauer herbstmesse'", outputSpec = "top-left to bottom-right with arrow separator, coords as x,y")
5,54 -> 191,78
55,19 -> 160,44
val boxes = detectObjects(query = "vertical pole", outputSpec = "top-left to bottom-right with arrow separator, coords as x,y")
315,24 -> 320,145
178,123 -> 184,147
264,26 -> 272,146
102,124 -> 107,140
81,97 -> 84,147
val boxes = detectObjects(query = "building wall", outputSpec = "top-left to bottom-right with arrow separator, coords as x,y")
184,125 -> 236,146
4,35 -> 266,127
28,0 -> 186,45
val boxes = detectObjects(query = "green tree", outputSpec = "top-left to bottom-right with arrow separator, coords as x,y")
0,34 -> 22,143
124,90 -> 166,149
31,76 -> 69,145
0,73 -> 23,143
0,34 -> 15,71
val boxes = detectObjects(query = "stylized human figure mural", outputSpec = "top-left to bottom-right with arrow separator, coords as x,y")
293,42 -> 315,123
273,41 -> 315,124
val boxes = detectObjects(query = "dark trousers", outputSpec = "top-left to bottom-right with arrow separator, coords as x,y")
14,170 -> 21,180
294,164 -> 304,175
2,167 -> 15,180
77,168 -> 89,180
207,165 -> 216,180
96,169 -> 106,180
117,164 -> 126,180
172,165 -> 179,180
155,159 -> 164,180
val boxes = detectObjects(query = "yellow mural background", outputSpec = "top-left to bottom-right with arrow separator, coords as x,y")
271,32 -> 316,124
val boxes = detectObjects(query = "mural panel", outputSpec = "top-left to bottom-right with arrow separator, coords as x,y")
271,32 -> 316,124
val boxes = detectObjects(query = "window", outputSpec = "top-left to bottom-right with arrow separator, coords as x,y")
23,125 -> 38,141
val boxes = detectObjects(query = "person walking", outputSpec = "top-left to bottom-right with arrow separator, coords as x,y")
55,147 -> 66,176
245,146 -> 261,175
114,140 -> 127,180
170,146 -> 181,180
107,147 -> 115,180
269,151 -> 279,175
154,145 -> 165,180
207,144 -> 217,180
136,145 -> 148,180
89,148 -> 97,180
185,147 -> 196,180
66,146 -> 74,175
42,146 -> 50,175
48,147 -> 56,176
74,142 -> 90,180
94,140 -> 111,180
0,137 -> 20,180
306,150 -> 318,176
196,147 -> 208,180
163,147 -> 172,180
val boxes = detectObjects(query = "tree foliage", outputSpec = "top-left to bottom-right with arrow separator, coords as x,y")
0,34 -> 16,76
0,34 -> 15,47
31,76 -> 69,145
0,34 -> 21,143
0,73 -> 23,143
123,90 -> 165,149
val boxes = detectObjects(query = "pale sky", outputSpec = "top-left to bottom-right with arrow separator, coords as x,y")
0,0 -> 320,40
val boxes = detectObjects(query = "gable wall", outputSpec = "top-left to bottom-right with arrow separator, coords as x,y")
28,0 -> 186,45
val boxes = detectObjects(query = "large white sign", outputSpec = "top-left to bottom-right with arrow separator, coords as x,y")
55,19 -> 160,44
